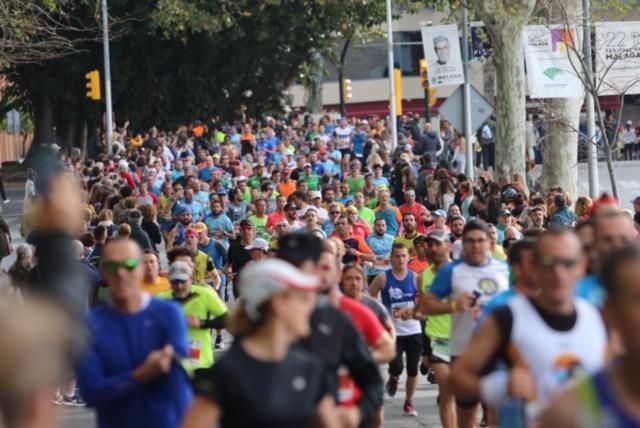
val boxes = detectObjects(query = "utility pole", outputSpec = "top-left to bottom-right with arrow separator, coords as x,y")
583,0 -> 599,197
386,0 -> 398,151
102,0 -> 114,156
462,4 -> 474,180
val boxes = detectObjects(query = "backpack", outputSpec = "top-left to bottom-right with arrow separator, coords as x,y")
481,124 -> 493,140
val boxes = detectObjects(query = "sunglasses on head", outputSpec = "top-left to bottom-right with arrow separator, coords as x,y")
102,258 -> 140,274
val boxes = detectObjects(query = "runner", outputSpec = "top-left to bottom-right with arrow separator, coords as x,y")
76,238 -> 193,428
421,221 -> 509,428
541,243 -> 640,427
278,233 -> 384,428
394,212 -> 423,257
450,227 -> 607,426
158,261 -> 227,372
366,218 -> 394,284
418,230 -> 455,428
369,243 -> 423,417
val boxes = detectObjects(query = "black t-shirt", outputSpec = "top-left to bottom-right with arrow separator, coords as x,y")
192,344 -> 327,428
227,238 -> 252,273
296,300 -> 383,425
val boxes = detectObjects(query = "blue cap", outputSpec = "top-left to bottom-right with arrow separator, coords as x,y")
217,188 -> 228,195
433,209 -> 447,218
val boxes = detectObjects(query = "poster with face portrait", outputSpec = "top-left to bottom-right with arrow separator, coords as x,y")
421,24 -> 465,87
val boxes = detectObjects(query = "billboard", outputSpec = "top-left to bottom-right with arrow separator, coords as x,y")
421,24 -> 465,87
595,22 -> 640,95
523,25 -> 584,98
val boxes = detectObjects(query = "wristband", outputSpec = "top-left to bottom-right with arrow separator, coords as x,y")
451,301 -> 457,312
480,370 -> 509,406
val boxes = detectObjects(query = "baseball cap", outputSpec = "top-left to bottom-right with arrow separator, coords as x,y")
432,209 -> 447,218
426,229 -> 449,242
284,202 -> 297,211
529,205 -> 545,214
309,191 -> 322,200
304,163 -> 312,168
238,259 -> 320,320
245,238 -> 270,251
217,188 -> 228,195
239,219 -> 253,228
499,208 -> 512,217
414,235 -> 427,246
627,120 -> 633,125
632,196 -> 640,204
169,261 -> 192,283
194,222 -> 208,234
319,148 -> 327,155
185,228 -> 199,238
126,209 -> 142,221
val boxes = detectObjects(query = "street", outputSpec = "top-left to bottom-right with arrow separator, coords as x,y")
2,160 -> 638,428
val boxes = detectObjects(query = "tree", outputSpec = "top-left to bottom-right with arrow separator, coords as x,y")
472,0 -> 538,178
537,0 -> 583,199
0,0 -> 98,66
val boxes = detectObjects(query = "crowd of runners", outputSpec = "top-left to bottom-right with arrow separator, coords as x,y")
1,112 -> 640,428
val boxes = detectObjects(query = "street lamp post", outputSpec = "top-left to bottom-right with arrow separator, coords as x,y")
386,0 -> 398,151
583,0 -> 599,197
101,0 -> 114,156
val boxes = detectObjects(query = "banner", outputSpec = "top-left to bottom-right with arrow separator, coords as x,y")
523,25 -> 584,99
421,25 -> 464,87
595,22 -> 640,95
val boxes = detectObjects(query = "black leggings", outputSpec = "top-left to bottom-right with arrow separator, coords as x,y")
389,334 -> 423,378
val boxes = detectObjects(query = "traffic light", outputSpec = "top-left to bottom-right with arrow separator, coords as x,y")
394,68 -> 403,116
429,86 -> 437,106
342,79 -> 352,101
419,59 -> 428,89
85,70 -> 101,101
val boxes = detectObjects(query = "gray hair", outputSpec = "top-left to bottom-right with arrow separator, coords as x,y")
433,35 -> 449,46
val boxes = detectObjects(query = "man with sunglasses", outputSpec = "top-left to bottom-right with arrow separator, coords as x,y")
76,238 -> 193,428
450,227 -> 606,427
158,261 -> 227,372
421,221 -> 509,428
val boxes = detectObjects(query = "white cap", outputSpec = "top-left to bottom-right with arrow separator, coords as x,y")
244,238 -> 269,251
309,191 -> 322,200
238,259 -> 320,320
169,261 -> 192,282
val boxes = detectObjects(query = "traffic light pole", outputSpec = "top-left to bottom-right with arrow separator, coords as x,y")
102,0 -> 114,156
338,69 -> 345,118
461,4 -> 474,181
386,0 -> 398,151
424,85 -> 431,122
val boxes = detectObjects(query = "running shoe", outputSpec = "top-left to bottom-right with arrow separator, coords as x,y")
61,396 -> 83,407
385,375 -> 399,398
3,199 -> 9,204
215,335 -> 224,349
427,369 -> 437,384
51,392 -> 63,405
403,401 -> 418,417
419,362 -> 429,376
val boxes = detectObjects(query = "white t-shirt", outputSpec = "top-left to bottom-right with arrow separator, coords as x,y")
334,126 -> 353,150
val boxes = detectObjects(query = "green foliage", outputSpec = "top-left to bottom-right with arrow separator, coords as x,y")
9,0 -> 408,133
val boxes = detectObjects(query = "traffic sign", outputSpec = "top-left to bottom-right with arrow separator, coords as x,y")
439,84 -> 494,134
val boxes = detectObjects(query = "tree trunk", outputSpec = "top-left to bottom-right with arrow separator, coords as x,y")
540,0 -> 583,198
32,94 -> 54,146
473,1 -> 537,178
306,50 -> 324,114
492,26 -> 527,177
540,98 -> 582,197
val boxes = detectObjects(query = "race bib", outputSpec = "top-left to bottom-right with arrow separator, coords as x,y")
187,339 -> 202,362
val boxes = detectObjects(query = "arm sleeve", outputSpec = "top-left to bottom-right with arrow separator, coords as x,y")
76,337 -> 144,406
340,315 -> 383,424
429,262 -> 454,299
200,313 -> 227,330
